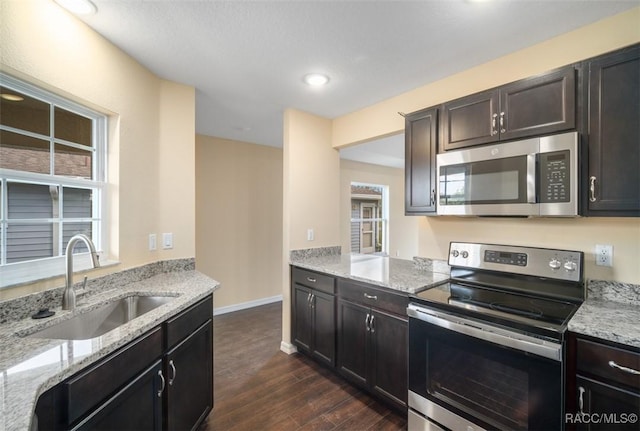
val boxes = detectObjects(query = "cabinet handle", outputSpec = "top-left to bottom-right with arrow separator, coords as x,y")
430,189 -> 435,206
499,112 -> 505,133
168,360 -> 177,385
578,386 -> 585,414
609,360 -> 640,375
157,370 -> 166,398
363,293 -> 378,300
365,313 -> 371,331
307,293 -> 312,307
310,294 -> 315,309
589,176 -> 597,202
491,113 -> 498,135
370,315 -> 375,333
306,277 -> 316,283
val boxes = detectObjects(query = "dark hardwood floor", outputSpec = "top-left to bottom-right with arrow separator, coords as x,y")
200,301 -> 407,431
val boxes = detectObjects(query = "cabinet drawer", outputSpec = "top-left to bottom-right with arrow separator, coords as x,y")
292,267 -> 335,294
337,279 -> 408,316
166,295 -> 213,349
65,326 -> 163,425
577,338 -> 640,389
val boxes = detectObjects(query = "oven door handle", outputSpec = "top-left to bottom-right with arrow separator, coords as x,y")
407,305 -> 562,361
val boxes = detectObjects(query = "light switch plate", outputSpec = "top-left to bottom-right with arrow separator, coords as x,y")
148,234 -> 157,251
162,233 -> 173,250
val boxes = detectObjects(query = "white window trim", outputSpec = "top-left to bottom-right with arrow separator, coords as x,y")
350,182 -> 389,255
0,73 -> 108,288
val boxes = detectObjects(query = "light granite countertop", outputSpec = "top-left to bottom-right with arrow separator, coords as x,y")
0,261 -> 220,431
290,251 -> 450,294
568,280 -> 640,349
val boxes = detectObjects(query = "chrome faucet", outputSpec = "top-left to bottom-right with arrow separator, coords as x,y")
63,234 -> 101,311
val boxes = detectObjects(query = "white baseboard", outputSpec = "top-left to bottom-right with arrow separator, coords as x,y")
213,294 -> 283,316
280,340 -> 298,355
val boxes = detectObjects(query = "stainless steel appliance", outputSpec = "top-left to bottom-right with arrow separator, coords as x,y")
407,242 -> 585,431
437,132 -> 579,217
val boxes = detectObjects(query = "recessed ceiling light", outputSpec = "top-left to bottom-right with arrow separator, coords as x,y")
0,93 -> 25,102
54,0 -> 98,15
303,73 -> 330,87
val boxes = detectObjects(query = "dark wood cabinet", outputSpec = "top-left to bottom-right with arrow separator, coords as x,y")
165,319 -> 213,431
337,279 -> 408,411
73,361 -> 163,431
405,107 -> 438,214
567,333 -> 640,431
585,44 -> 640,216
34,295 -> 214,431
291,267 -> 336,367
442,66 -> 576,150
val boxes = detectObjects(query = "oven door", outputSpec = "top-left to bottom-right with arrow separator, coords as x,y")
408,304 -> 564,431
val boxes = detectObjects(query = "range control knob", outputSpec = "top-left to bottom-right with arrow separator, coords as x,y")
549,258 -> 561,270
461,251 -> 469,259
564,260 -> 577,272
452,250 -> 460,258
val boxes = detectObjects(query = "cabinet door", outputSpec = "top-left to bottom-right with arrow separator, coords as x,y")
311,290 -> 336,367
293,284 -> 312,353
575,376 -> 640,431
337,299 -> 369,387
499,66 -> 576,141
586,45 -> 640,215
442,89 -> 499,150
165,319 -> 213,431
72,361 -> 163,431
369,310 -> 408,410
405,107 -> 438,214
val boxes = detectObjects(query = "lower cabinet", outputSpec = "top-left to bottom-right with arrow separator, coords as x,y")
73,361 -> 163,431
291,267 -> 336,367
165,319 -> 213,430
567,333 -> 640,431
34,294 -> 214,431
337,298 -> 408,411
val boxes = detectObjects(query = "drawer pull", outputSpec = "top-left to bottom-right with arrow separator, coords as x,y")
609,360 -> 640,375
578,386 -> 585,414
363,293 -> 378,300
306,277 -> 316,283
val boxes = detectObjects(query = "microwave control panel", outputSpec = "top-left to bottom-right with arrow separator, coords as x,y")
539,150 -> 570,203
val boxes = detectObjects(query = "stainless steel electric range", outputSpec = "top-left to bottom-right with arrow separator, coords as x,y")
407,242 -> 585,431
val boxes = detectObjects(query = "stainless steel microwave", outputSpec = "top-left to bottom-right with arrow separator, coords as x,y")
436,132 -> 579,217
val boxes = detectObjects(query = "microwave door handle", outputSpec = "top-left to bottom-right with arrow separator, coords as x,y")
527,153 -> 536,204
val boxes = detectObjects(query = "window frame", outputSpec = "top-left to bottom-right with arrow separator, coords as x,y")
349,182 -> 389,255
0,73 -> 108,288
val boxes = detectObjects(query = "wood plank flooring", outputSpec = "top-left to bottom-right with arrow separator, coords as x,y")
199,302 -> 407,431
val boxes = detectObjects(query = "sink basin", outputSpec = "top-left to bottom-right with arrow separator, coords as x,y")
28,295 -> 175,340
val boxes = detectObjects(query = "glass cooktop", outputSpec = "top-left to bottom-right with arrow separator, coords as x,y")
411,282 -> 580,338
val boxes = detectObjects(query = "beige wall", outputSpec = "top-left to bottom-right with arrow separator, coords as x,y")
195,136 -> 283,309
0,0 -> 196,299
340,160 -> 419,259
282,109 -> 340,344
329,8 -> 640,285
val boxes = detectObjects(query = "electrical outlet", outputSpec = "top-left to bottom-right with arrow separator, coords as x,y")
307,229 -> 314,241
595,244 -> 613,267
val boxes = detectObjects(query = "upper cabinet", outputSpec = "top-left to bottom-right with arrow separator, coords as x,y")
585,44 -> 640,216
442,66 -> 576,151
405,107 -> 438,215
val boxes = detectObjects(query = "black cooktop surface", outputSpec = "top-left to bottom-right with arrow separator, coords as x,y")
411,281 -> 580,339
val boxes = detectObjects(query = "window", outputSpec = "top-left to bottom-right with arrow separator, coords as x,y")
0,73 -> 107,287
350,183 -> 388,255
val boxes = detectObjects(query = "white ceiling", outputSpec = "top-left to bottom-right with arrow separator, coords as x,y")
75,0 -> 638,166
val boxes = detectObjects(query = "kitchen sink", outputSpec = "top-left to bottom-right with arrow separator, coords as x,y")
27,295 -> 175,340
